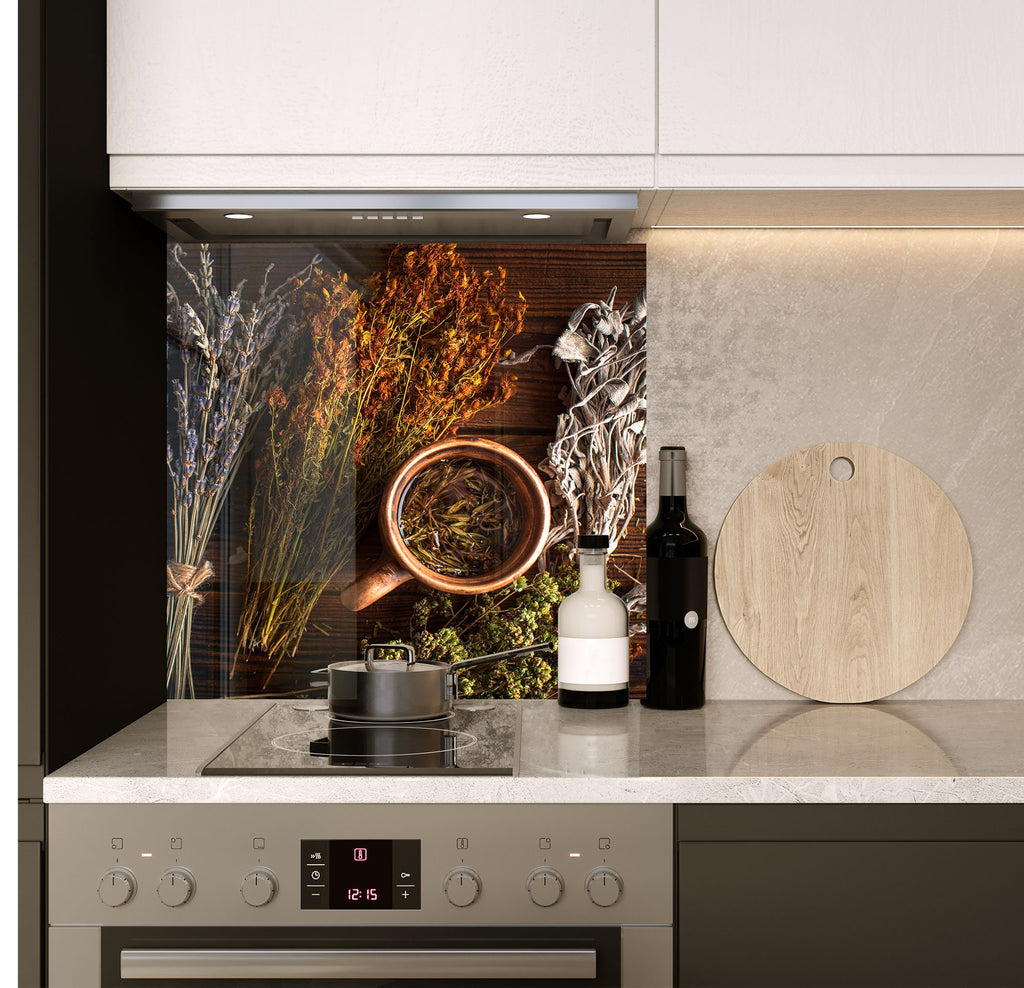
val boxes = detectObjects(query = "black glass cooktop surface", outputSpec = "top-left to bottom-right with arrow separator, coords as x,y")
201,702 -> 519,775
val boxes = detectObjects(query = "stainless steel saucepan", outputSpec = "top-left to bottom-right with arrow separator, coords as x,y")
326,642 -> 554,722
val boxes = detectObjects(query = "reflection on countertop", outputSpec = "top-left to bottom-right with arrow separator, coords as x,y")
726,704 -> 957,777
521,699 -> 1024,778
43,699 -> 1024,805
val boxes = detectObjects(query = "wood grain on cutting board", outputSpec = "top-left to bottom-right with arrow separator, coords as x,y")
714,442 -> 972,702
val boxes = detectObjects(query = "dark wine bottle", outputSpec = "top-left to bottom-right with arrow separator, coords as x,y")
643,447 -> 708,710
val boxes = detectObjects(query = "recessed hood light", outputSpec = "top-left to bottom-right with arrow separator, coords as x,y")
224,212 -> 254,220
523,213 -> 551,220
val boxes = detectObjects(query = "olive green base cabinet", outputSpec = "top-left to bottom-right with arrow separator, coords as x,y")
675,806 -> 1024,988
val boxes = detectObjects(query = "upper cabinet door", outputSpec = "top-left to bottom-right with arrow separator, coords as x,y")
659,0 -> 1024,155
108,0 -> 656,156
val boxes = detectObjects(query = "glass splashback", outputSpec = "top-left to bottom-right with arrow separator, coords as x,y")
166,242 -> 647,699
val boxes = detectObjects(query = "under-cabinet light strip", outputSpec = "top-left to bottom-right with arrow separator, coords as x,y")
649,224 -> 1024,229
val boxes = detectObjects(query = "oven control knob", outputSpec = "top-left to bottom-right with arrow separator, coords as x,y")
585,867 -> 623,907
526,867 -> 564,907
97,868 -> 136,907
444,867 -> 481,907
241,867 -> 278,907
157,868 -> 196,907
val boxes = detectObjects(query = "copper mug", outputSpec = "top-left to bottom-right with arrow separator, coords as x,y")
340,437 -> 550,610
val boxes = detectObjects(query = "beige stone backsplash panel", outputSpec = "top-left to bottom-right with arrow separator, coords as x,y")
636,228 -> 1024,699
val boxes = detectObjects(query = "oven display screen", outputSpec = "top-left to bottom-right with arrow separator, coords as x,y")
300,839 -> 420,909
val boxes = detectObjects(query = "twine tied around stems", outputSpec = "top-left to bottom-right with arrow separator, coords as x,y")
166,560 -> 215,604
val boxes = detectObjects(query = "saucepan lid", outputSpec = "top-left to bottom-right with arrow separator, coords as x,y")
326,643 -> 441,675
324,641 -> 553,676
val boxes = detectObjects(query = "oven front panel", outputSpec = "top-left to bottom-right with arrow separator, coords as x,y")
49,925 -> 673,988
49,804 -> 673,928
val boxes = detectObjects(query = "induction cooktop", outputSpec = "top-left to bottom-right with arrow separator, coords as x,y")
201,702 -> 519,776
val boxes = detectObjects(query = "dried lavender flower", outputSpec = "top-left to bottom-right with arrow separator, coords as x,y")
166,244 -> 320,699
212,291 -> 240,359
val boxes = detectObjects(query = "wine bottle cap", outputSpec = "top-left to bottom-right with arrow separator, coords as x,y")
659,447 -> 687,460
578,534 -> 609,549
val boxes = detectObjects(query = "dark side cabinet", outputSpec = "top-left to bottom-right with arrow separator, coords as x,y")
675,805 -> 1024,988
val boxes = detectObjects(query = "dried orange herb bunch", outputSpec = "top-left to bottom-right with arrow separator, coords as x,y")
237,245 -> 527,677
353,243 -> 527,517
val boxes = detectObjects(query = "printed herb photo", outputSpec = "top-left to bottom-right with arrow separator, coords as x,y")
166,243 -> 647,699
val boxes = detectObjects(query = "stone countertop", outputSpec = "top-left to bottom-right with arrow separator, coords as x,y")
43,699 -> 1024,804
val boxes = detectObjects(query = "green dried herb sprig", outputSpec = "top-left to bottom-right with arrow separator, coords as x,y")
366,547 -> 581,698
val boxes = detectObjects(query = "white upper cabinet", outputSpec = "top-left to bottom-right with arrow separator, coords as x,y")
107,0 -> 656,157
659,0 -> 1024,156
108,0 -> 1024,194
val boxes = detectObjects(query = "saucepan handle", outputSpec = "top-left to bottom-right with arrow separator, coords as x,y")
448,642 -> 554,674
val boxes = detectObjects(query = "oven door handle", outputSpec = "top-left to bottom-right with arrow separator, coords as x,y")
121,947 -> 598,980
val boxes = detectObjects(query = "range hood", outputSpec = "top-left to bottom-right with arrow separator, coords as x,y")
118,187 -> 1024,239
118,191 -> 638,243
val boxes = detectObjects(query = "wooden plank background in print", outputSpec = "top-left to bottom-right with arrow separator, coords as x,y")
178,243 -> 647,698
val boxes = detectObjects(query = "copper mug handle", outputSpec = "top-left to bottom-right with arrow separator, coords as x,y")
339,551 -> 414,611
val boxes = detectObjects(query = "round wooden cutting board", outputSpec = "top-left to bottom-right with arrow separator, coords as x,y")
714,442 -> 972,703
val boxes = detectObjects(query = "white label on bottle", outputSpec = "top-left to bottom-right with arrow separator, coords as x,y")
557,637 -> 630,690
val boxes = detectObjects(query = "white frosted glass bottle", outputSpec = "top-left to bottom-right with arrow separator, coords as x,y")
557,534 -> 630,708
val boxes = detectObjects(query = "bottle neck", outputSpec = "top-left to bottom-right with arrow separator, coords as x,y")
659,456 -> 687,498
578,549 -> 608,591
659,454 -> 688,514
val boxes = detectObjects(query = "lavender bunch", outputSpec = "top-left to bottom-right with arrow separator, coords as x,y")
166,244 -> 318,698
541,287 -> 647,558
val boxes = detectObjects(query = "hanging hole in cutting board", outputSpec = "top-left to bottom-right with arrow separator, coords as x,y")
830,456 -> 854,482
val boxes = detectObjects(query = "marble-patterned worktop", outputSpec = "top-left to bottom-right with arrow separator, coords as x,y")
43,699 -> 1024,804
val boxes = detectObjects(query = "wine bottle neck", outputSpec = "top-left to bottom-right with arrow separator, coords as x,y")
659,456 -> 687,498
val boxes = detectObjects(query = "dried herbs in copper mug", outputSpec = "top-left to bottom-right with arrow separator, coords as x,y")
398,458 -> 522,577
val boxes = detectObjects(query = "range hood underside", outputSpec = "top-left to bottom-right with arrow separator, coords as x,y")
121,191 -> 639,243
